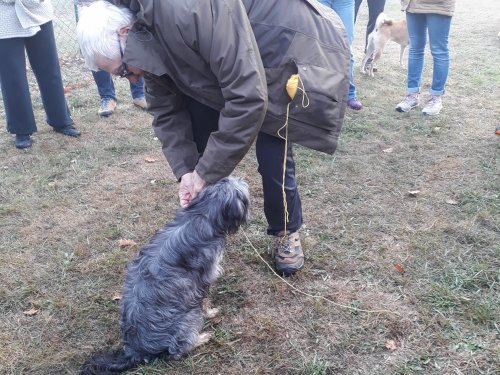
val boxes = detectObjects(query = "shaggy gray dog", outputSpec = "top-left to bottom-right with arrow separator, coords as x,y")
81,177 -> 250,374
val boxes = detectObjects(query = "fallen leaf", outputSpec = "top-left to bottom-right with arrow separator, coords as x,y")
385,339 -> 397,351
23,308 -> 39,316
118,239 -> 137,248
382,147 -> 394,154
111,291 -> 122,301
394,262 -> 405,273
446,199 -> 458,205
408,190 -> 420,197
144,156 -> 156,163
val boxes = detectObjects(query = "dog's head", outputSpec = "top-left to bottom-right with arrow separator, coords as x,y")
188,176 -> 250,234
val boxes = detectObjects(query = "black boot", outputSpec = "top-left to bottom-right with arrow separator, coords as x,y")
15,134 -> 32,149
54,125 -> 81,137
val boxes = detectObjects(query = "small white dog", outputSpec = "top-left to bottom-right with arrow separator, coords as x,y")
360,13 -> 409,77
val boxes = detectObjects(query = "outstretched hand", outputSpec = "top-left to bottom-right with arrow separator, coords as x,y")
178,171 -> 207,208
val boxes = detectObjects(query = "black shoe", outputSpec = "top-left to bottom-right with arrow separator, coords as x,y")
15,134 -> 32,149
54,125 -> 81,137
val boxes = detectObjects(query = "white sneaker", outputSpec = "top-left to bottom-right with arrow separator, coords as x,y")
395,93 -> 420,112
422,95 -> 443,116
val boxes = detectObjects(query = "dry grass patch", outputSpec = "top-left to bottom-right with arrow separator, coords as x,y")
1,0 -> 499,374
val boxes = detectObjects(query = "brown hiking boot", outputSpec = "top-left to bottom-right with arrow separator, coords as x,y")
273,231 -> 304,276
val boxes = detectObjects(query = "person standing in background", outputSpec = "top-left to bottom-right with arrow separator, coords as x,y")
354,0 -> 386,51
318,0 -> 363,110
395,0 -> 455,115
92,70 -> 147,117
0,0 -> 80,149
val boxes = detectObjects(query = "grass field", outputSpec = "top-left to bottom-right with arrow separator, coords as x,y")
0,1 -> 499,374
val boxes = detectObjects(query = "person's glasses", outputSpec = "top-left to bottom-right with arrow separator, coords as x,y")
115,36 -> 132,78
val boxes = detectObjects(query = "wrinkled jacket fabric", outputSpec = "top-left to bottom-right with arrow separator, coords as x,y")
401,0 -> 455,16
112,0 -> 349,183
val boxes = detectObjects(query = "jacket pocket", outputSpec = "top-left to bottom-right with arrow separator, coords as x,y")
264,60 -> 298,118
288,62 -> 345,131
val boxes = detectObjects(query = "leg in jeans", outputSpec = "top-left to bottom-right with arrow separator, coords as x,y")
129,76 -> 145,99
320,0 -> 356,100
0,36 -> 37,136
256,132 -> 303,235
426,14 -> 452,96
92,70 -> 116,100
25,21 -> 73,128
405,12 -> 428,94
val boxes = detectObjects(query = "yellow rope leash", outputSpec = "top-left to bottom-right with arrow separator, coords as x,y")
276,74 -> 309,236
243,229 -> 399,316
247,75 -> 398,316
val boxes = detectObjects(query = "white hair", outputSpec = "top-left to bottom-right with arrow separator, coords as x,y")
77,1 -> 136,70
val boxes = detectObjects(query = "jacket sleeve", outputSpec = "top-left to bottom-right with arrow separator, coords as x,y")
183,0 -> 268,183
144,75 -> 199,181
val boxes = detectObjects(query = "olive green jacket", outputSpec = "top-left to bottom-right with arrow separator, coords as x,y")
113,0 -> 349,183
401,0 -> 455,16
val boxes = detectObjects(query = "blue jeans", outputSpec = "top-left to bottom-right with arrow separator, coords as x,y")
318,0 -> 357,100
0,21 -> 73,136
406,12 -> 452,96
92,70 -> 145,100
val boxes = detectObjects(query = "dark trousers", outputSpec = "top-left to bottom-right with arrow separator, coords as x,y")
92,70 -> 145,100
354,0 -> 386,51
186,98 -> 303,235
0,21 -> 73,136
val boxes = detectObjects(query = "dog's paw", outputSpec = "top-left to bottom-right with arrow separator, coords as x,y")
195,332 -> 213,348
204,307 -> 220,319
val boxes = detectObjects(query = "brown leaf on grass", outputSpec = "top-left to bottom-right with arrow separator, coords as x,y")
385,339 -> 397,351
118,239 -> 137,248
394,262 -> 405,273
111,291 -> 122,301
23,308 -> 39,316
408,190 -> 420,197
144,156 -> 157,163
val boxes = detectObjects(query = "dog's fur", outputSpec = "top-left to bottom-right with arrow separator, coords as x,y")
360,13 -> 409,77
80,177 -> 250,374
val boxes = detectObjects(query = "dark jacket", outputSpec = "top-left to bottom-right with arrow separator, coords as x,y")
114,0 -> 349,183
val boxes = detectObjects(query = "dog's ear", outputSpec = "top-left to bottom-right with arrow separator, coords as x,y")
188,177 -> 250,234
223,178 -> 250,234
213,177 -> 250,234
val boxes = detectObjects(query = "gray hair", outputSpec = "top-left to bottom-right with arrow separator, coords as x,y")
76,0 -> 136,70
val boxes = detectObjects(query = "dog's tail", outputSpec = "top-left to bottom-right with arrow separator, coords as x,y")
80,350 -> 140,374
375,12 -> 393,29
